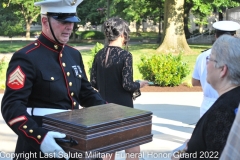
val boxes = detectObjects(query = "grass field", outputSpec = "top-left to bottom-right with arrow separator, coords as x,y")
0,41 -> 211,90
82,43 -> 211,85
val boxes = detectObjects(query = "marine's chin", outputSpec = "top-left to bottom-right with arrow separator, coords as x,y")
59,37 -> 70,44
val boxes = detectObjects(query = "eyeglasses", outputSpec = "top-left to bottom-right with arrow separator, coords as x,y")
206,56 -> 217,63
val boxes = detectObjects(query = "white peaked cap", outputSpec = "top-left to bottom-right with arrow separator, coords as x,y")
213,21 -> 240,31
34,0 -> 83,14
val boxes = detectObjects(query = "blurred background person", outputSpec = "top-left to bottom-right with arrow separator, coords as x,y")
90,17 -> 148,160
192,20 -> 240,117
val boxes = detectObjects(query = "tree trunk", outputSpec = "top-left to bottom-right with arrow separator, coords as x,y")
136,20 -> 141,32
157,0 -> 192,54
25,21 -> 31,40
184,0 -> 193,39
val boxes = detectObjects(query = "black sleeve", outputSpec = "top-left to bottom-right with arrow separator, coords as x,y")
90,54 -> 98,89
1,52 -> 48,151
122,53 -> 140,92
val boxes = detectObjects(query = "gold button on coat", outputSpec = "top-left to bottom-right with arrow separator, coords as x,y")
23,125 -> 27,129
71,92 -> 74,96
51,77 -> 54,80
60,53 -> 63,57
62,63 -> 66,67
79,75 -> 81,78
54,45 -> 58,49
29,129 -> 33,133
69,82 -> 72,86
73,102 -> 76,106
34,43 -> 38,46
37,135 -> 41,139
67,72 -> 70,76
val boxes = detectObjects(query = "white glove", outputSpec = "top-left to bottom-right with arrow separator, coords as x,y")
40,131 -> 69,160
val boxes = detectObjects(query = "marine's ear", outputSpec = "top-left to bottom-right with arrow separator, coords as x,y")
41,16 -> 49,28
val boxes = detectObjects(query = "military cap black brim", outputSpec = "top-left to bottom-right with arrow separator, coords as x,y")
47,12 -> 81,23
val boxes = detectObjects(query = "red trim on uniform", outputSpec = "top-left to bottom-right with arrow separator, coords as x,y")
14,42 -> 35,53
9,116 -> 42,144
8,116 -> 27,126
19,119 -> 42,144
26,43 -> 40,54
42,32 -> 63,47
38,41 -> 59,53
58,48 -> 75,109
7,66 -> 26,90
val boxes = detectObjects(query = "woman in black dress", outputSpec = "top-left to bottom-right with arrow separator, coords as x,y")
90,17 -> 148,160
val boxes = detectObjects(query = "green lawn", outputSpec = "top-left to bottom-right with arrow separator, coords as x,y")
82,43 -> 210,84
0,42 -> 211,90
0,41 -> 96,53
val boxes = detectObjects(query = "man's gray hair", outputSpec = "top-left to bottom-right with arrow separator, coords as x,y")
211,35 -> 240,85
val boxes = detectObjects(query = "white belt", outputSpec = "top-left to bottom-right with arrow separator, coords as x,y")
27,108 -> 70,116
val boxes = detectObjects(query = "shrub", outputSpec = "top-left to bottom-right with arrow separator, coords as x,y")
87,42 -> 104,74
138,54 -> 190,86
0,57 -> 6,74
80,31 -> 105,40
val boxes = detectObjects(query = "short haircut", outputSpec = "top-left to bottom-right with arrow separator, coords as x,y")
211,35 -> 240,85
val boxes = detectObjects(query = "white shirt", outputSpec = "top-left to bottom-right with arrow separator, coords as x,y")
192,49 -> 218,117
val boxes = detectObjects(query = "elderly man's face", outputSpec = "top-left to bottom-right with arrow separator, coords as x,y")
46,17 -> 74,44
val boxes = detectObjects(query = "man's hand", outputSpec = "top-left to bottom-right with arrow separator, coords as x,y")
40,131 -> 69,160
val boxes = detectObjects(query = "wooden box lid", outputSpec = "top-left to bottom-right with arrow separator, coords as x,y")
43,103 -> 152,132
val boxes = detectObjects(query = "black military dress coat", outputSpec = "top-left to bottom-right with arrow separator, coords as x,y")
1,33 -> 105,159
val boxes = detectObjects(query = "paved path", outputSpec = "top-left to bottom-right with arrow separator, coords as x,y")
0,92 -> 203,160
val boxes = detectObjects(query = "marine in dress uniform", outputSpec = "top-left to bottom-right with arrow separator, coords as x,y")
1,0 -> 105,159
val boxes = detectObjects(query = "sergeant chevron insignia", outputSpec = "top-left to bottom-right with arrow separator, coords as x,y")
7,66 -> 26,90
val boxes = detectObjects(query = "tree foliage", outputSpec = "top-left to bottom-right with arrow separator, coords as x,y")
112,0 -> 151,32
0,5 -> 24,37
77,0 -> 107,26
191,0 -> 240,20
1,0 -> 240,44
2,0 -> 40,39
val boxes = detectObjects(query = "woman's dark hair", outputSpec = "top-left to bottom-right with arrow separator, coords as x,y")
103,17 -> 130,46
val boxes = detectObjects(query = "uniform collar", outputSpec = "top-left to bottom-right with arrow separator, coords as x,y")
38,32 -> 64,52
